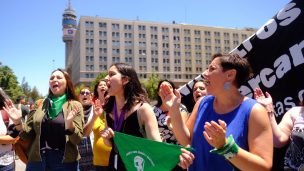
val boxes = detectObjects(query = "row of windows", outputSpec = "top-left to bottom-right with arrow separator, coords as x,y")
95,38 -> 235,48
84,71 -> 204,79
87,30 -> 248,43
86,47 -> 231,56
85,56 -> 210,67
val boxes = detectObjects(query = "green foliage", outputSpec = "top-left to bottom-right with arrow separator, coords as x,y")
0,64 -> 44,103
90,72 -> 107,91
74,84 -> 86,96
142,73 -> 160,100
29,86 -> 44,102
0,65 -> 24,101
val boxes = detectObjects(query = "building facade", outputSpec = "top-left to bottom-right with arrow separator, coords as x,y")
66,16 -> 256,86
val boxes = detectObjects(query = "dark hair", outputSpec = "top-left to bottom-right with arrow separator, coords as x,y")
155,79 -> 176,107
93,79 -> 107,100
16,95 -> 25,103
0,88 -> 10,110
191,80 -> 205,91
48,68 -> 78,101
212,53 -> 253,87
104,63 -> 148,113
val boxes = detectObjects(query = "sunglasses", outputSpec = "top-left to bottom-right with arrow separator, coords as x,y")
80,91 -> 91,96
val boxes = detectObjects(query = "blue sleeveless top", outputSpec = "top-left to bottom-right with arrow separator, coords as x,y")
189,95 -> 256,171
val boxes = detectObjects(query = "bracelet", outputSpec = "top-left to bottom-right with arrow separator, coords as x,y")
210,135 -> 239,160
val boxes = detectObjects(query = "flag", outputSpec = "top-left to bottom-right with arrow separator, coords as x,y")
113,132 -> 193,171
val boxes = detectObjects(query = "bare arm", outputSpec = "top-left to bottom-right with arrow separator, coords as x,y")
254,88 -> 293,147
229,103 -> 273,171
139,103 -> 162,142
83,113 -> 98,136
160,83 -> 202,146
271,108 -> 294,147
0,135 -> 17,144
83,100 -> 104,136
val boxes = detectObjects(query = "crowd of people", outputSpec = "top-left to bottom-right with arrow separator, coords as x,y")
0,53 -> 302,170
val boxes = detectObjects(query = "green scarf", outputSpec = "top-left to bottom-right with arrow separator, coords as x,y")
114,132 -> 193,171
48,94 -> 67,119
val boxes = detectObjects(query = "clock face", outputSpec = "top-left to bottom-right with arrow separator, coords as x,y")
68,29 -> 74,34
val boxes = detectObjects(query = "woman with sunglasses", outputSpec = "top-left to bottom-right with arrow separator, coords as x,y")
4,69 -> 84,171
78,87 -> 94,171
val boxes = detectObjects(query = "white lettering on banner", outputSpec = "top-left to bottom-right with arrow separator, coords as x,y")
277,3 -> 301,26
256,19 -> 277,40
231,2 -> 301,57
240,39 -> 304,96
274,96 -> 295,117
274,54 -> 291,79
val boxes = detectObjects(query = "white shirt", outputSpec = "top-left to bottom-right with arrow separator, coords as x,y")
0,110 -> 14,166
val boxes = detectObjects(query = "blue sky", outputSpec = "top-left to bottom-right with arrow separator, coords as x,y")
0,0 -> 290,96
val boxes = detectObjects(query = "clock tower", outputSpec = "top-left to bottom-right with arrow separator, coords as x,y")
62,0 -> 77,72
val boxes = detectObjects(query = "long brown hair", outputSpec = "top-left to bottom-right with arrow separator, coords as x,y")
48,68 -> 78,101
103,63 -> 149,113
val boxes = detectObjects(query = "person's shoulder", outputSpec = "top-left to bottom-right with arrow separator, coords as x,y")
287,106 -> 304,117
140,102 -> 151,110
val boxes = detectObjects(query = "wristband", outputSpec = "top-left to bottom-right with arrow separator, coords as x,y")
210,135 -> 239,160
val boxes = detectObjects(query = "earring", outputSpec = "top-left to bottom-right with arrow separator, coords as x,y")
224,82 -> 231,90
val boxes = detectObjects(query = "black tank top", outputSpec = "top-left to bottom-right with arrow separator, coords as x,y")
106,109 -> 143,171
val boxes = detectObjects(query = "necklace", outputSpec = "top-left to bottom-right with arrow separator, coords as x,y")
113,101 -> 126,131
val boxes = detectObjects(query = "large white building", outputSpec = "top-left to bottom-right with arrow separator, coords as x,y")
62,5 -> 256,87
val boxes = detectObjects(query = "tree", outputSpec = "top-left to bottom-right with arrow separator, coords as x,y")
142,73 -> 159,101
29,86 -> 43,102
74,83 -> 86,96
21,77 -> 31,98
0,65 -> 24,101
90,72 -> 107,91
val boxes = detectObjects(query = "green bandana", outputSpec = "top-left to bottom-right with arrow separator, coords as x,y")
48,94 -> 67,119
113,132 -> 193,171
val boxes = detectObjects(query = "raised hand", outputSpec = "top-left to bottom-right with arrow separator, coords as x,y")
254,88 -> 274,112
3,99 -> 22,124
159,83 -> 181,109
66,105 -> 80,129
93,99 -> 104,117
203,120 -> 227,149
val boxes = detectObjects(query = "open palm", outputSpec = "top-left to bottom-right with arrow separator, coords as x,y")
3,100 -> 22,123
254,88 -> 273,112
159,84 -> 181,109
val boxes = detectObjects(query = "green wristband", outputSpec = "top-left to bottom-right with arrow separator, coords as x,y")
210,135 -> 239,160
